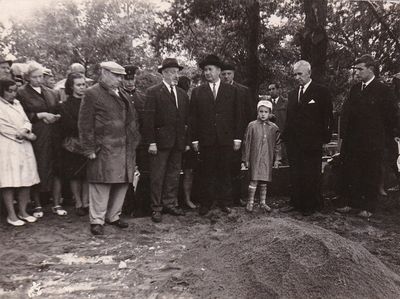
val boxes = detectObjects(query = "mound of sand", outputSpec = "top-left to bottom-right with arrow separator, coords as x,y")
179,217 -> 400,299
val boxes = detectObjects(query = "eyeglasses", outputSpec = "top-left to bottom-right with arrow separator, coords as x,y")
6,88 -> 17,93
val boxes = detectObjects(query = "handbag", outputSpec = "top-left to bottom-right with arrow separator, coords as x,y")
62,136 -> 84,154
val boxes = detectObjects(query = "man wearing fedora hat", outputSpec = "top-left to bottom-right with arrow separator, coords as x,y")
78,61 -> 141,235
190,54 -> 244,215
143,58 -> 189,223
0,55 -> 12,80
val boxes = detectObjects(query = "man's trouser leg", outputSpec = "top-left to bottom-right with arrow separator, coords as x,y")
161,149 -> 182,209
89,183 -> 110,225
150,149 -> 170,212
106,183 -> 129,222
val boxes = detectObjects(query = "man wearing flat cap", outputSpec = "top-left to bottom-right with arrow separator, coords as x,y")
78,61 -> 141,235
190,54 -> 244,215
143,58 -> 189,223
0,55 -> 12,80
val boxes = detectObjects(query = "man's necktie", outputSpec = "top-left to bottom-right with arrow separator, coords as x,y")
212,83 -> 217,100
170,87 -> 178,108
298,85 -> 303,103
361,82 -> 366,91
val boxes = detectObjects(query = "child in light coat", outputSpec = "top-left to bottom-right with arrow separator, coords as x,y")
242,100 -> 281,212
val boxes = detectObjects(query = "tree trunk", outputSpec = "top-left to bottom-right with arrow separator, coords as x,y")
301,0 -> 328,83
245,0 -> 260,104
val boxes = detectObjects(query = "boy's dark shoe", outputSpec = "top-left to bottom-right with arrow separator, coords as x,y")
280,206 -> 296,213
90,224 -> 104,235
219,206 -> 232,214
106,219 -> 129,228
76,207 -> 88,216
164,207 -> 185,216
198,206 -> 210,216
151,211 -> 162,223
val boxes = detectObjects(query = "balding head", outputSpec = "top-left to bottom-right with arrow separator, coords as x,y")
293,60 -> 311,86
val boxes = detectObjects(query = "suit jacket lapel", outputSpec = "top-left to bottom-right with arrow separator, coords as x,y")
204,84 -> 215,105
300,82 -> 314,104
215,83 -> 224,104
161,84 -> 178,108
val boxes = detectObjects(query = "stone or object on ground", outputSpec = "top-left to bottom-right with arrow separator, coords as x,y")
179,217 -> 400,299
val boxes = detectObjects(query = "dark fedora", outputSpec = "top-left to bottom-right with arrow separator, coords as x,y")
123,65 -> 139,79
221,61 -> 235,71
158,58 -> 183,73
199,54 -> 224,69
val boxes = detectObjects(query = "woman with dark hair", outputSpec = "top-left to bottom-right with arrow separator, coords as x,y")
0,79 -> 40,226
59,72 -> 89,216
17,62 -> 66,217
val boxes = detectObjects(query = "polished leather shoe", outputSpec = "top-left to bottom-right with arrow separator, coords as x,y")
151,211 -> 162,223
76,207 -> 88,217
198,206 -> 210,216
106,219 -> 129,228
220,206 -> 232,214
164,207 -> 185,216
90,224 -> 104,235
280,206 -> 296,213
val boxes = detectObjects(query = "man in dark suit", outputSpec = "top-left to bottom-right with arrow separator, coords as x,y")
220,62 -> 253,206
190,54 -> 244,215
220,62 -> 255,124
144,58 -> 189,223
268,82 -> 288,165
282,60 -> 333,216
337,55 -> 398,218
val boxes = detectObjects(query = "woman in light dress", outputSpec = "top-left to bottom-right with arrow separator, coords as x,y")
0,78 -> 40,226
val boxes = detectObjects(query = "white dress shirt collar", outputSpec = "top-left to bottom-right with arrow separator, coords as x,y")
31,85 -> 42,94
208,79 -> 221,94
302,79 -> 312,93
363,76 -> 375,87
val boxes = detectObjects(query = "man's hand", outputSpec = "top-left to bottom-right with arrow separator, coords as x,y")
148,143 -> 158,155
233,140 -> 241,151
37,112 -> 61,124
185,145 -> 191,152
273,160 -> 281,168
87,153 -> 96,160
192,142 -> 199,152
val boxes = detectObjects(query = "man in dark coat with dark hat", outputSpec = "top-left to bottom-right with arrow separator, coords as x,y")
190,54 -> 244,215
220,62 -> 255,124
220,62 -> 254,206
143,58 -> 189,223
119,65 -> 147,170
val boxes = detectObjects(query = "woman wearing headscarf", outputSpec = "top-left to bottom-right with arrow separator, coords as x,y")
0,78 -> 40,226
17,62 -> 67,217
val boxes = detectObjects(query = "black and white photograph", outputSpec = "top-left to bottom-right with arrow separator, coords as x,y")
1,0 -> 400,297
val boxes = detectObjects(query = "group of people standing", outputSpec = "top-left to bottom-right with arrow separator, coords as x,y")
0,52 -> 398,235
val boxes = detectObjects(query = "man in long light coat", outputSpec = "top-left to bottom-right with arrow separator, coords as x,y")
78,61 -> 140,235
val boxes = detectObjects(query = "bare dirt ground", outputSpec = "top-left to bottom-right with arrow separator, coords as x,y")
2,191 -> 400,299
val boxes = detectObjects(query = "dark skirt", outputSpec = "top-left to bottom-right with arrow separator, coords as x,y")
60,148 -> 87,179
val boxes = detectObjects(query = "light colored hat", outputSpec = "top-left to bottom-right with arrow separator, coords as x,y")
257,100 -> 273,111
100,61 -> 126,75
